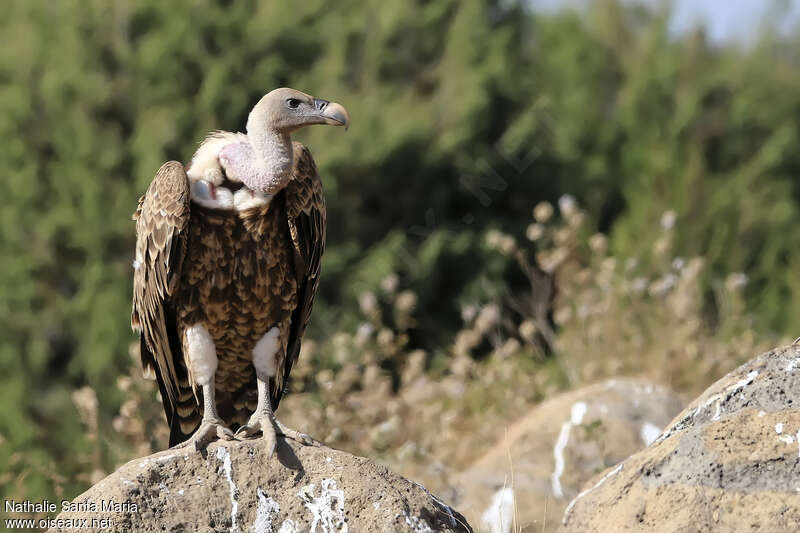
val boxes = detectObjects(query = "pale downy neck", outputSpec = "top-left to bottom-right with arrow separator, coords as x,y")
245,113 -> 294,193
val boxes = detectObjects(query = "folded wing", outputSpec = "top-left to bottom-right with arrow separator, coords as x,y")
274,143 -> 327,408
131,161 -> 191,425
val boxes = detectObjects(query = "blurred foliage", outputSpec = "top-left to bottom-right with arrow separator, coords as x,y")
2,0 -> 800,507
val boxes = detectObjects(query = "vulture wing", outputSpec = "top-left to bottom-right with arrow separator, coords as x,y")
274,143 -> 327,408
131,161 -> 191,440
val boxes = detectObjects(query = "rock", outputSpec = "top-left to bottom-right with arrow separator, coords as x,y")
49,438 -> 472,532
560,344 -> 800,532
453,379 -> 682,532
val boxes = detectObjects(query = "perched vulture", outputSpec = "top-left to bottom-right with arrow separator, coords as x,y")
131,88 -> 349,453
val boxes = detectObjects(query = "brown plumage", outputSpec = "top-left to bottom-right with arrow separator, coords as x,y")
131,88 -> 347,451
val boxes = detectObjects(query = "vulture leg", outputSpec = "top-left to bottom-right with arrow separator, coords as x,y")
175,383 -> 234,451
235,378 -> 320,457
235,378 -> 279,456
173,324 -> 234,450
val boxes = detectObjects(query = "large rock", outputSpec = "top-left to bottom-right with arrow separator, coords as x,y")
560,344 -> 800,532
49,438 -> 472,532
454,379 -> 683,532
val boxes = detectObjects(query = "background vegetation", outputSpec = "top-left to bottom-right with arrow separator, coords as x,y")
1,0 -> 798,514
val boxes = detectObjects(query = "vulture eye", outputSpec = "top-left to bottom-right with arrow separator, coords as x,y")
286,98 -> 301,109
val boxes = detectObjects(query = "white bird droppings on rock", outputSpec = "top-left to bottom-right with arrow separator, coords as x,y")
276,519 -> 299,533
668,369 -> 760,435
551,402 -> 588,498
641,422 -> 662,446
216,447 -> 239,533
776,423 -> 784,434
297,478 -> 347,533
571,402 -> 588,425
401,510 -> 435,533
251,487 -> 280,533
726,370 -> 758,393
481,488 -> 514,533
711,399 -> 723,421
777,429 -> 800,458
795,430 -> 800,458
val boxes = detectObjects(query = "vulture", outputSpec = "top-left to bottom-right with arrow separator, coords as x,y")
131,88 -> 349,454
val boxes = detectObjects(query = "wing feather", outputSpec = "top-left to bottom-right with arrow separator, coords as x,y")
131,161 -> 191,407
274,143 -> 326,408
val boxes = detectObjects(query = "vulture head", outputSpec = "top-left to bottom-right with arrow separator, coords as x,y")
199,87 -> 350,199
247,87 -> 350,134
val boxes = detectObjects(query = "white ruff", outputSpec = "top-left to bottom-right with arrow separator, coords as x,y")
189,181 -> 272,211
190,181 -> 234,210
233,188 -> 273,211
252,327 -> 280,379
187,128 -> 286,208
185,324 -> 217,386
186,132 -> 244,184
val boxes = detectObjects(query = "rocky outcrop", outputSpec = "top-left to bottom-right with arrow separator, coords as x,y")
560,344 -> 800,532
50,438 -> 472,532
453,379 -> 683,532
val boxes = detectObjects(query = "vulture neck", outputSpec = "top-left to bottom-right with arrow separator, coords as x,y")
246,118 -> 294,193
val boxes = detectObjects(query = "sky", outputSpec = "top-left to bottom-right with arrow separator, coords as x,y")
531,0 -> 800,43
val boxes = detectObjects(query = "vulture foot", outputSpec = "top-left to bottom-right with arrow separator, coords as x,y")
237,378 -> 322,457
276,420 -> 322,448
235,412 -> 321,457
174,418 -> 234,451
235,410 -> 279,457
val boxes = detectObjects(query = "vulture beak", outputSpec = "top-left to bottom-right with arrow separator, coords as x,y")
314,98 -> 350,131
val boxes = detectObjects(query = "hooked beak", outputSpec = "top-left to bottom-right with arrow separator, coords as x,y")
313,98 -> 350,131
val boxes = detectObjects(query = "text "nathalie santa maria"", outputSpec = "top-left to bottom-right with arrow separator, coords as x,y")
5,499 -> 139,513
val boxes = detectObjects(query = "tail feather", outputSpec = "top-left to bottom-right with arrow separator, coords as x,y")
139,310 -> 201,447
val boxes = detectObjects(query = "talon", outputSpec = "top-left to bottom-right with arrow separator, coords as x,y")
235,411 -> 279,457
238,379 -> 321,458
276,421 -> 322,447
173,418 -> 234,451
264,428 -> 277,458
234,424 -> 258,439
218,425 -> 235,440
